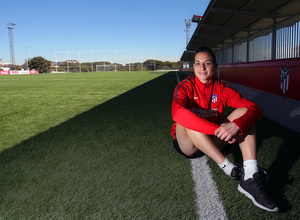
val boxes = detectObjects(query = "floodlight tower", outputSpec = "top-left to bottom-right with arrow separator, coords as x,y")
184,19 -> 191,46
7,23 -> 16,69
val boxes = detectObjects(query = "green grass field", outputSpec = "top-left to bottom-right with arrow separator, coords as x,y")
0,71 -> 299,219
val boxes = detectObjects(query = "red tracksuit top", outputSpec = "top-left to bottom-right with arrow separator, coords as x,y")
171,76 -> 263,139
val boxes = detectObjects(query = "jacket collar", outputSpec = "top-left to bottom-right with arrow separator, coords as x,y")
195,76 -> 214,88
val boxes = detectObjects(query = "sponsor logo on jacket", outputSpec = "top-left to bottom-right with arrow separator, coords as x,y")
192,108 -> 218,119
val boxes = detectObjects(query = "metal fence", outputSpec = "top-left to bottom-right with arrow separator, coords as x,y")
276,16 -> 300,59
215,16 -> 300,64
54,49 -> 156,72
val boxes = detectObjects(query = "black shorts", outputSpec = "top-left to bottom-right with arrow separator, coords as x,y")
173,136 -> 205,159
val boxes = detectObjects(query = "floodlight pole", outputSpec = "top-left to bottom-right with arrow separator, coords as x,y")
184,19 -> 191,46
7,23 -> 16,70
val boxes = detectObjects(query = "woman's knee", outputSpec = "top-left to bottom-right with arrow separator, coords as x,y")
175,124 -> 199,156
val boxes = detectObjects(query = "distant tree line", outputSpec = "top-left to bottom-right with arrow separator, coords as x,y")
24,56 -> 184,73
56,60 -> 183,72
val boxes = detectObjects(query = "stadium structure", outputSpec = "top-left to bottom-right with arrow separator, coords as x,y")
181,0 -> 300,102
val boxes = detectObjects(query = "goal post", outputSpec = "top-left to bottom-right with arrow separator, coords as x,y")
96,64 -> 118,72
54,49 -> 156,73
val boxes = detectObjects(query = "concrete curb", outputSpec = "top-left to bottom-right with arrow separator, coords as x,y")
226,82 -> 300,134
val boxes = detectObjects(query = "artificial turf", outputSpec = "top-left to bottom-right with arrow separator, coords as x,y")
208,116 -> 300,219
0,72 -> 197,219
0,71 -> 299,219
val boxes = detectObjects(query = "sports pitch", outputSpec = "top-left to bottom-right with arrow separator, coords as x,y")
0,71 -> 299,219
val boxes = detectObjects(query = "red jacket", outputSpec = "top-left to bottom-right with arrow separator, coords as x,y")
171,76 -> 263,139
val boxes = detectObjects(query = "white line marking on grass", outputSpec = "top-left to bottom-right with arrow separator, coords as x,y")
190,157 -> 228,220
175,73 -> 227,219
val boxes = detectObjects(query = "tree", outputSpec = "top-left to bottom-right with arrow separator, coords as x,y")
155,60 -> 164,70
81,66 -> 89,72
143,59 -> 156,70
28,56 -> 51,73
15,65 -> 22,70
57,67 -> 65,72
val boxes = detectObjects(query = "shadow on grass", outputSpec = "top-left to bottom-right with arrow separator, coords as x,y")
227,117 -> 300,217
207,105 -> 300,219
256,118 -> 300,214
231,118 -> 300,219
2,72 -> 299,219
0,73 -> 198,219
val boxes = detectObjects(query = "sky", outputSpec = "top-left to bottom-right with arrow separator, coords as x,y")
0,0 -> 210,65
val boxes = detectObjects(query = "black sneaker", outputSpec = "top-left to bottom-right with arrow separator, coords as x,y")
258,167 -> 268,185
230,163 -> 242,180
238,173 -> 279,212
230,165 -> 268,181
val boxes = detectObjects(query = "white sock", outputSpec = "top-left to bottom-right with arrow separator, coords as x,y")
218,158 -> 235,177
243,159 -> 259,180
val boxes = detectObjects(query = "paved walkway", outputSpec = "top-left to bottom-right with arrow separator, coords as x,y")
226,82 -> 300,134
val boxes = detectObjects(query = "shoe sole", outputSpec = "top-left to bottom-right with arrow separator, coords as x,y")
238,184 -> 279,212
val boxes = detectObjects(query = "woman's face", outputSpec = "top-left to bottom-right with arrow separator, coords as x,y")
193,51 -> 217,83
